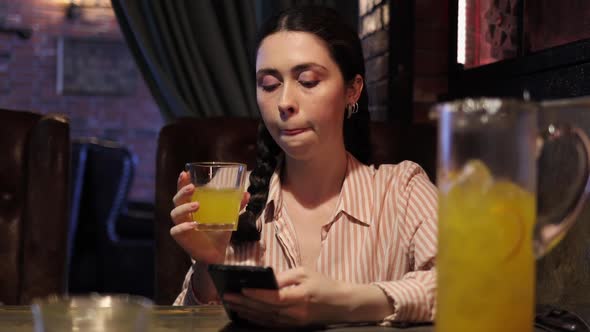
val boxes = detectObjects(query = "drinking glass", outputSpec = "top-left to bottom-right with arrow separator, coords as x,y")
432,98 -> 590,332
185,162 -> 247,231
31,294 -> 153,332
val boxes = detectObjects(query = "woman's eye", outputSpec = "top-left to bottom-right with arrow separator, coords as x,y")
260,84 -> 280,92
258,76 -> 280,92
299,80 -> 319,88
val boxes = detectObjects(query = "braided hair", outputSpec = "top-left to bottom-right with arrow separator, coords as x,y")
231,6 -> 370,243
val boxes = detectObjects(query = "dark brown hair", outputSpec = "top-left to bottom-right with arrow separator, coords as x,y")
232,6 -> 370,243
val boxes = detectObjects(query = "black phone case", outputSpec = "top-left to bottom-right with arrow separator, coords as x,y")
208,264 -> 278,325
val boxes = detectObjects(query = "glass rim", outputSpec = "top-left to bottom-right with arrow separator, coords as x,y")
185,161 -> 246,168
32,294 -> 153,308
429,97 -> 538,119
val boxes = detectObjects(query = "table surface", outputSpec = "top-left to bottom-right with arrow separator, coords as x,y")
1,304 -> 585,332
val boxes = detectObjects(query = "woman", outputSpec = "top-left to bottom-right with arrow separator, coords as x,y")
169,6 -> 437,327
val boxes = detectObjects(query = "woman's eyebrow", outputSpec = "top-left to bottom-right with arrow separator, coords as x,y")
256,68 -> 281,79
291,63 -> 327,74
256,63 -> 327,79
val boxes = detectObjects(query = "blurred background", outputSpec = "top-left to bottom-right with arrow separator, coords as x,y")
1,0 -> 589,305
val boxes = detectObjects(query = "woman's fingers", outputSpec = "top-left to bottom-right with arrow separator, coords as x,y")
173,183 -> 194,207
170,202 -> 199,225
169,220 -> 198,237
177,171 -> 191,190
275,267 -> 307,288
173,172 -> 194,206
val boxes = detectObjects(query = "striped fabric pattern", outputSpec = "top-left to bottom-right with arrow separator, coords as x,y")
174,153 -> 438,323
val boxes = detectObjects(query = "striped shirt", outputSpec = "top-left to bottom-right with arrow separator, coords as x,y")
174,153 -> 438,323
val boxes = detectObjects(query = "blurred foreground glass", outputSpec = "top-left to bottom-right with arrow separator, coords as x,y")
185,162 -> 247,231
32,294 -> 153,332
432,98 -> 590,332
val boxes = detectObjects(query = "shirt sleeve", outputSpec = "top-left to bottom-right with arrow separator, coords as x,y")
372,162 -> 438,323
174,260 -> 225,306
173,261 -> 203,305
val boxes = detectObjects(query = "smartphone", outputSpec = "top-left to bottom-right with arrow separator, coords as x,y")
208,264 -> 278,324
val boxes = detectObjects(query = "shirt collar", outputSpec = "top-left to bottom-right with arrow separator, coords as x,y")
264,157 -> 283,222
264,152 -> 374,225
337,153 -> 373,225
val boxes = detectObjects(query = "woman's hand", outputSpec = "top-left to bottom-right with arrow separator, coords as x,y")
169,171 -> 249,264
222,267 -> 353,327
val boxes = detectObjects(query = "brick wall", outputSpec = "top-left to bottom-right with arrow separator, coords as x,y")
360,0 -> 450,123
359,0 -> 389,121
0,0 -> 163,201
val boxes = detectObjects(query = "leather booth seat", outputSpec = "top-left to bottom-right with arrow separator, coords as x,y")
0,109 -> 70,305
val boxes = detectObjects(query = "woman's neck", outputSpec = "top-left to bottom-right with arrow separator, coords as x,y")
281,146 -> 348,206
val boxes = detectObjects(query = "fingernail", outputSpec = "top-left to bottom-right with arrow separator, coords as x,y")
191,203 -> 199,210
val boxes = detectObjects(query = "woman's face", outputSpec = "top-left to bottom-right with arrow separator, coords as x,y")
255,31 -> 353,161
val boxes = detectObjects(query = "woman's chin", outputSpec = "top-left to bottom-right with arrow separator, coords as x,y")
279,143 -> 315,161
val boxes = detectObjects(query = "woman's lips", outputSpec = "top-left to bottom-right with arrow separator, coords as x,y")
281,128 -> 308,136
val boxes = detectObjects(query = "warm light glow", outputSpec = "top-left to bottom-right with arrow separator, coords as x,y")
457,0 -> 467,64
55,0 -> 112,8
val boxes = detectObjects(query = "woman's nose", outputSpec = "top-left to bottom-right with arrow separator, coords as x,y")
277,84 -> 298,119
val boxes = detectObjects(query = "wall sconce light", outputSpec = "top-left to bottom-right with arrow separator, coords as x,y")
64,0 -> 112,21
66,2 -> 82,21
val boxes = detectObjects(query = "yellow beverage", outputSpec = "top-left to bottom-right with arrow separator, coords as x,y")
436,160 -> 536,332
190,187 -> 243,231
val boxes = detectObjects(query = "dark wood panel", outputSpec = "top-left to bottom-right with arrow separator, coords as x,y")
452,38 -> 590,100
455,61 -> 590,100
524,0 -> 590,53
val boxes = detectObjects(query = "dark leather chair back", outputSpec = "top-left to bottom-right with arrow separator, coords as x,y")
155,117 -> 436,304
69,139 -> 137,293
0,109 -> 70,305
68,139 -> 154,298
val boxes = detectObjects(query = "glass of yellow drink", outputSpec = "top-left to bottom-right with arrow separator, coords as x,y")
185,162 -> 246,231
432,98 -> 590,332
437,160 -> 536,332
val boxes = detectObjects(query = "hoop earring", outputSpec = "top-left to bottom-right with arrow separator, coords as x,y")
346,102 -> 359,119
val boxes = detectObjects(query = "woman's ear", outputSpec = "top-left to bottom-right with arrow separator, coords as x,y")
346,74 -> 364,104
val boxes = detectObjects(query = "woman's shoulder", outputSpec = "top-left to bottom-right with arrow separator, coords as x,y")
369,161 -> 438,220
347,153 -> 432,191
371,160 -> 431,186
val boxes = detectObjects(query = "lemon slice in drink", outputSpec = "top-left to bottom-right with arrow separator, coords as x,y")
486,180 -> 533,262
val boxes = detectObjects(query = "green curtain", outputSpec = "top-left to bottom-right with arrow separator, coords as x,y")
111,0 -> 358,121
112,0 -> 259,120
